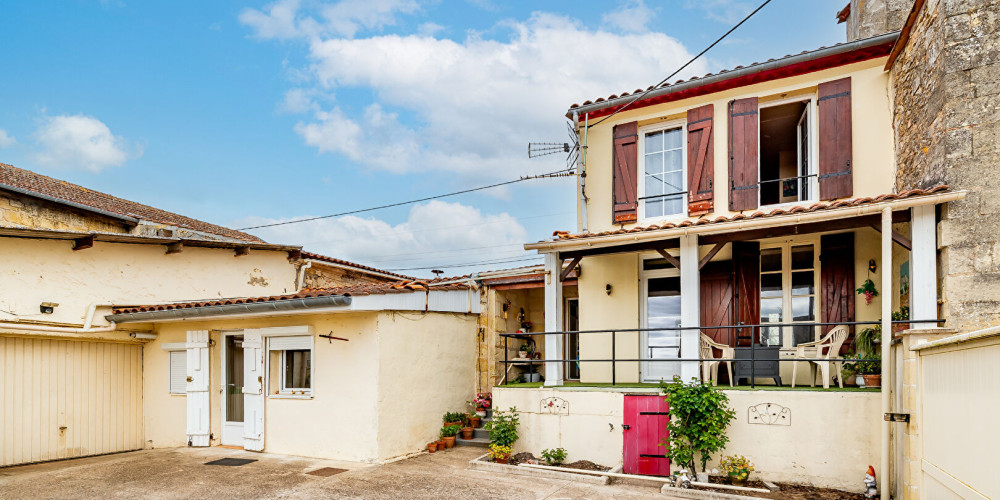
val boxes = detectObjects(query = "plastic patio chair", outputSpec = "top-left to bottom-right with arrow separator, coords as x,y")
791,325 -> 849,389
700,333 -> 735,387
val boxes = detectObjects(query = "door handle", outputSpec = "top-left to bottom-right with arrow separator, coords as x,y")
622,424 -> 631,430
186,376 -> 193,382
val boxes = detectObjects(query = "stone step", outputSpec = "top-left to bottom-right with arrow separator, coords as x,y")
455,436 -> 489,448
472,428 -> 489,439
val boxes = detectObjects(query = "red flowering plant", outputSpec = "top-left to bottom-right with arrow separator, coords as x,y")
472,393 -> 491,410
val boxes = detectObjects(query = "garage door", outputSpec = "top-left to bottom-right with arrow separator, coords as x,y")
1,336 -> 143,467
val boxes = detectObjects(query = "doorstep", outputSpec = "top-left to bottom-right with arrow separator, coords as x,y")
466,453 -> 609,485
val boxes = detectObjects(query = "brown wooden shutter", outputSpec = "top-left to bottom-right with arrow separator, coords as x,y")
818,77 -> 853,200
733,241 -> 761,346
612,122 -> 639,224
687,104 -> 714,216
700,260 -> 735,346
820,233 -> 856,352
728,98 -> 759,211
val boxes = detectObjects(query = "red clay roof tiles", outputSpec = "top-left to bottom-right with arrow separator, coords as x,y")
301,251 -> 415,280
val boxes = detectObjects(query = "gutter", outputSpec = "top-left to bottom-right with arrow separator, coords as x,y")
106,294 -> 352,323
0,183 -> 141,226
525,190 -> 965,253
0,321 -> 118,334
568,31 -> 900,118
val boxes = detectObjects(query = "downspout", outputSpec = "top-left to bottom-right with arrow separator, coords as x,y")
0,321 -> 118,334
575,111 -> 590,233
880,207 -> 892,499
295,261 -> 313,292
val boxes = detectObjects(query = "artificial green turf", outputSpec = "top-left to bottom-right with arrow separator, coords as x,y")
498,381 -> 879,392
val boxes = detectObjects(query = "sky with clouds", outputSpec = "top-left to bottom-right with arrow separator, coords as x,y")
0,0 -> 849,276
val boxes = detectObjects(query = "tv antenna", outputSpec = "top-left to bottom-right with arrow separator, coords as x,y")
527,121 -> 581,173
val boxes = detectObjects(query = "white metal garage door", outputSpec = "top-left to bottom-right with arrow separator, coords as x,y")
1,335 -> 143,467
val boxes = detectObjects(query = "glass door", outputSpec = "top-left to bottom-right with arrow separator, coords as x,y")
565,298 -> 580,380
221,333 -> 245,446
642,267 -> 682,382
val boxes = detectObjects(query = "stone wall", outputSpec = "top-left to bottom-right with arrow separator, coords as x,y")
847,0 -> 914,41
0,191 -> 128,233
890,0 -> 1000,329
302,261 -> 401,289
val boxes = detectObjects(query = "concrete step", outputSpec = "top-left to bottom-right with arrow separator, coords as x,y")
472,428 -> 489,440
455,436 -> 489,448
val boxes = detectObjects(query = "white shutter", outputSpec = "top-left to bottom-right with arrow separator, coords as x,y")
168,351 -> 187,394
243,329 -> 266,451
267,335 -> 313,351
185,330 -> 211,447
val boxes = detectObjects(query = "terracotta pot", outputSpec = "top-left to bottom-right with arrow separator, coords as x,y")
518,351 -> 528,358
445,421 -> 462,428
862,374 -> 882,388
730,473 -> 748,486
461,427 -> 474,439
443,436 -> 456,448
427,442 -> 437,453
468,416 -> 481,428
843,374 -> 857,387
495,456 -> 509,464
436,439 -> 446,449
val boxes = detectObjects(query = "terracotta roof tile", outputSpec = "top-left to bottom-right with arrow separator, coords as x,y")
301,251 -> 415,280
549,186 -> 950,241
0,162 -> 263,243
111,279 -> 471,314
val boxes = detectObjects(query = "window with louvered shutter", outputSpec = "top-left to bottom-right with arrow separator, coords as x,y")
817,77 -> 853,200
168,350 -> 186,394
687,104 -> 714,216
612,122 -> 639,223
728,98 -> 759,211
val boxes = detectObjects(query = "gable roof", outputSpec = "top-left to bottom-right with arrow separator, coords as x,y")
301,251 -> 415,281
567,31 -> 898,119
0,162 -> 264,243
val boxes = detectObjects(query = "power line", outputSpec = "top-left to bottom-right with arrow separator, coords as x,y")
588,0 -> 773,129
237,169 -> 573,231
384,255 -> 543,272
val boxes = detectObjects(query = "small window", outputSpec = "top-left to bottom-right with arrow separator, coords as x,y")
639,126 -> 685,219
759,100 -> 813,205
168,350 -> 186,394
268,335 -> 313,396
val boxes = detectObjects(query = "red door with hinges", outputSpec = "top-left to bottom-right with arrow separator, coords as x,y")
623,394 -> 670,476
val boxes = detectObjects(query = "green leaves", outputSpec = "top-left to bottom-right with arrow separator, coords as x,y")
541,447 -> 567,465
659,376 -> 736,473
487,407 -> 520,447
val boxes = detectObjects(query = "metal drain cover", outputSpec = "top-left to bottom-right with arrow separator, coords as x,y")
205,458 -> 258,466
306,467 -> 348,477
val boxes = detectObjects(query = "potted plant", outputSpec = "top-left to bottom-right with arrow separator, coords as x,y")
518,344 -> 529,358
427,441 -> 438,453
719,455 -> 755,486
472,393 -> 491,416
442,411 -> 463,428
461,425 -> 474,440
436,437 -> 446,449
466,410 -> 481,428
892,306 -> 910,334
854,326 -> 882,388
488,444 -> 512,464
541,447 -> 567,466
440,425 -> 460,448
840,355 -> 859,387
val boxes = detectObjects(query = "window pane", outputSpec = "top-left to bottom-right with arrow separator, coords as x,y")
664,150 -> 683,175
761,248 -> 782,272
664,128 -> 682,150
645,130 -> 663,154
645,174 -> 663,197
792,297 -> 815,321
761,273 -> 782,298
645,199 -> 663,218
761,298 -> 782,322
791,245 -> 813,269
284,350 -> 311,389
644,152 -> 663,175
792,325 -> 815,346
663,169 -> 683,194
791,271 -> 814,296
663,194 -> 684,216
643,258 -> 677,271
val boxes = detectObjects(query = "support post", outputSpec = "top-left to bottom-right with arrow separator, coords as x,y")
880,207 -> 892,500
679,234 -> 700,382
910,205 -> 938,328
544,252 -> 564,386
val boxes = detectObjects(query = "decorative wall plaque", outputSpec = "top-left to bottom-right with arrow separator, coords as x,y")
540,397 -> 569,415
748,402 -> 790,425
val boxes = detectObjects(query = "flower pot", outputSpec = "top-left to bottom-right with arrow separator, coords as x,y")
427,442 -> 437,453
862,374 -> 882,388
436,439 -> 446,449
461,427 -> 474,439
476,410 -> 486,418
443,436 -> 456,448
843,374 -> 857,387
445,421 -> 462,428
495,456 -> 509,464
468,416 -> 481,428
518,351 -> 528,358
729,471 -> 749,486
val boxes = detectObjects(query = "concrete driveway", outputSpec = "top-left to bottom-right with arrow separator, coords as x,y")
0,446 -> 665,500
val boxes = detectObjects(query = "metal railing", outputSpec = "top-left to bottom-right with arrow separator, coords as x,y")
500,319 -> 941,388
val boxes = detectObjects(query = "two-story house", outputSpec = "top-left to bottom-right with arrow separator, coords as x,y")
496,31 -> 966,493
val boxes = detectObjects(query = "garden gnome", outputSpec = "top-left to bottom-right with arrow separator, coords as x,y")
864,465 -> 878,498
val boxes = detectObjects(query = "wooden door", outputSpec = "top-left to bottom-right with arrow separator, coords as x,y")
700,261 -> 736,346
623,395 -> 670,476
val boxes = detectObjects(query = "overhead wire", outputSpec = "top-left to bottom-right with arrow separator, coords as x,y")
384,255 -> 543,272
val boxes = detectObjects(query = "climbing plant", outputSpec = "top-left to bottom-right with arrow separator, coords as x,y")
659,376 -> 736,473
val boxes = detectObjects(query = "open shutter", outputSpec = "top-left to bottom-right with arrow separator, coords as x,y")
185,330 -> 211,447
820,233 -> 855,352
700,260 -> 735,346
243,329 -> 265,451
728,98 -> 759,211
687,104 -> 714,216
612,121 -> 639,224
733,241 -> 760,346
818,77 -> 853,200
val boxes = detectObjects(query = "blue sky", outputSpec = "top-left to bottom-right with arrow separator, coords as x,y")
0,0 -> 849,276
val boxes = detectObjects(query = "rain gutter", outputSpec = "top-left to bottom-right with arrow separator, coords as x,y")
106,295 -> 352,323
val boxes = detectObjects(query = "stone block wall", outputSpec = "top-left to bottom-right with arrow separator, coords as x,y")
0,191 -> 127,233
848,0 -> 913,41
302,261 -> 401,289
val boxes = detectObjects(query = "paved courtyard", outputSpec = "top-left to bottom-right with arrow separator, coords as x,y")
0,446 -> 667,500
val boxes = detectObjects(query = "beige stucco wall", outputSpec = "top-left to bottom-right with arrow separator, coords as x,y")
0,237 -> 297,328
494,386 -> 879,493
578,254 -> 640,383
579,59 -> 894,234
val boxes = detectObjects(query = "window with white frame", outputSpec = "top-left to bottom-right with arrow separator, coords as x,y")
759,242 -> 819,348
639,124 -> 685,219
268,335 -> 313,396
168,350 -> 186,394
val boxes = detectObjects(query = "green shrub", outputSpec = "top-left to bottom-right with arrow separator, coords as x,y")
440,424 -> 461,438
541,447 -> 567,466
486,407 -> 520,446
442,411 -> 464,424
660,376 -> 736,473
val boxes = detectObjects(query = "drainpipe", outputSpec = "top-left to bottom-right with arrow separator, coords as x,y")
880,207 -> 892,499
0,321 -> 118,334
576,111 -> 590,233
295,261 -> 313,292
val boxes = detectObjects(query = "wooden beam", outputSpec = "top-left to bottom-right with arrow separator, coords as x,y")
700,211 -> 910,245
72,235 -> 94,251
699,242 -> 726,270
165,242 -> 183,254
234,246 -> 251,257
287,249 -> 303,260
870,225 -> 912,250
559,256 -> 582,282
656,248 -> 680,269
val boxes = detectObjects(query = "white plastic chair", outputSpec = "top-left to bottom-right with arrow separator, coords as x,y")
700,333 -> 735,387
792,325 -> 848,389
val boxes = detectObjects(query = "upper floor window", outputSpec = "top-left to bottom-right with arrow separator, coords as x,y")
759,99 -> 815,206
638,124 -> 685,219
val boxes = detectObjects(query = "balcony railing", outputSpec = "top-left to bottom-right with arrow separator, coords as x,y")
500,319 -> 940,388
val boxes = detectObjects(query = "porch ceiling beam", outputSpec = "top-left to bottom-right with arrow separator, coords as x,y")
655,248 -> 680,269
560,238 -> 680,260
699,211 -> 910,245
699,242 -> 726,270
869,225 -> 912,250
559,256 -> 583,282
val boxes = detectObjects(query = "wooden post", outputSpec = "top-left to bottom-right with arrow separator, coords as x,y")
680,234 -> 700,382
910,205 -> 937,328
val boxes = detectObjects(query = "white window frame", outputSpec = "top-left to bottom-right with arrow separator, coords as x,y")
639,253 -> 683,382
757,95 -> 819,208
637,120 -> 687,222
279,349 -> 312,395
266,332 -> 315,399
759,238 -> 821,349
167,349 -> 187,395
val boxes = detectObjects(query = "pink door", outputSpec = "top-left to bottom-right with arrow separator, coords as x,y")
623,394 -> 670,476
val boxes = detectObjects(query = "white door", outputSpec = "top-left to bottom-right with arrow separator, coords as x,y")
221,333 -> 245,446
641,260 -> 683,383
185,330 -> 211,447
242,329 -> 265,451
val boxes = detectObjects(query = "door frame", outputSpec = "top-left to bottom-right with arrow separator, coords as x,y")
564,297 -> 580,380
640,256 -> 681,382
220,329 -> 244,447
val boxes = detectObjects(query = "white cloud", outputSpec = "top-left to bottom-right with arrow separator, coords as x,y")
240,0 -> 419,40
32,114 -> 142,172
237,200 -> 532,276
602,0 -> 655,33
684,0 -> 754,24
0,129 -> 15,148
279,12 -> 705,180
